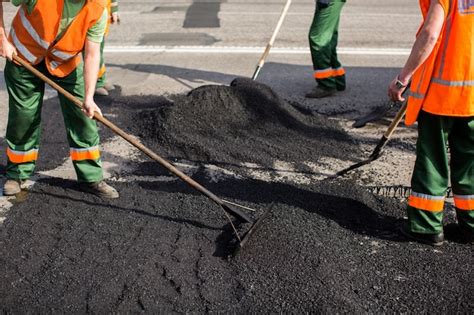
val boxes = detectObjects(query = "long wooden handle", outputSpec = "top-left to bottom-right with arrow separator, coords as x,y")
12,54 -> 252,222
383,100 -> 408,139
252,0 -> 292,80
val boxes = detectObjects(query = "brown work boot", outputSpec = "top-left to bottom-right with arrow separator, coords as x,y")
94,87 -> 109,96
3,179 -> 22,196
305,86 -> 336,99
81,181 -> 119,199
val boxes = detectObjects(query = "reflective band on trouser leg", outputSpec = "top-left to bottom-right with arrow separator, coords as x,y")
70,146 -> 100,161
454,195 -> 474,211
407,192 -> 445,234
313,67 -> 345,80
7,147 -> 38,163
408,192 -> 445,211
454,194 -> 474,231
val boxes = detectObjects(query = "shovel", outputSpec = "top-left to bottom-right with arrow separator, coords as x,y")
12,54 -> 259,241
251,0 -> 292,80
331,99 -> 408,178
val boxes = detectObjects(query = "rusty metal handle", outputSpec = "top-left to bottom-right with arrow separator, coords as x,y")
12,54 -> 252,223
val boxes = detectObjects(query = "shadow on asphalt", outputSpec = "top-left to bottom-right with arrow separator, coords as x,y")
137,171 -> 404,243
30,177 -> 222,232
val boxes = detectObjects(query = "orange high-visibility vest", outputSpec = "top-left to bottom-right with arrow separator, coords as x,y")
9,0 -> 106,78
406,0 -> 474,125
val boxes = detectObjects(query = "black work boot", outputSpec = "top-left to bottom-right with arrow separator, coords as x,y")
459,225 -> 474,244
400,224 -> 444,246
3,179 -> 23,196
305,86 -> 336,99
81,181 -> 119,199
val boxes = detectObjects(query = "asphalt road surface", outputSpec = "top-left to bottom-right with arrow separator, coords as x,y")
1,1 -> 472,313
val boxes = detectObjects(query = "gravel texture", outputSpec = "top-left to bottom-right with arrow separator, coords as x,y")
0,80 -> 471,313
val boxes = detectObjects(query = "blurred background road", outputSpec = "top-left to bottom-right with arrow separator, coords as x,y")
0,0 -> 422,205
0,0 -> 421,120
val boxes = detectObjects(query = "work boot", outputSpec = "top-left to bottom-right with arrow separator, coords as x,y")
305,86 -> 336,99
459,225 -> 474,244
103,82 -> 115,91
95,87 -> 109,96
400,224 -> 444,246
3,179 -> 22,196
81,181 -> 119,199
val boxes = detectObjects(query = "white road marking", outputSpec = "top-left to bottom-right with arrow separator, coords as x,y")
105,45 -> 410,56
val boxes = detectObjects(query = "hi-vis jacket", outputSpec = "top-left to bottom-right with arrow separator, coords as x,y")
406,0 -> 474,125
9,0 -> 106,77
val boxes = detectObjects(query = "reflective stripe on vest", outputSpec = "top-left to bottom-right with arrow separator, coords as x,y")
7,147 -> 39,163
10,27 -> 36,63
408,192 -> 445,212
407,90 -> 424,99
50,48 -> 77,61
18,7 -> 50,50
431,78 -> 474,87
313,67 -> 345,80
454,194 -> 474,211
70,146 -> 100,161
50,60 -> 60,70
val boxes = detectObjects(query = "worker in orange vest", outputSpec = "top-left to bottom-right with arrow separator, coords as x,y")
388,0 -> 473,245
95,0 -> 119,96
0,0 -> 119,199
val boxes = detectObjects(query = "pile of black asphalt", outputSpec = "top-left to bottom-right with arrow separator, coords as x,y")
0,79 -> 471,313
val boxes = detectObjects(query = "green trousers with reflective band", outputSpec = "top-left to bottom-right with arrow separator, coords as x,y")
408,111 -> 474,234
4,60 -> 103,182
308,1 -> 346,90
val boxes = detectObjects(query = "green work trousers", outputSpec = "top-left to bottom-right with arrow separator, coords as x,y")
4,60 -> 103,182
408,111 -> 474,234
308,1 -> 346,90
96,38 -> 106,88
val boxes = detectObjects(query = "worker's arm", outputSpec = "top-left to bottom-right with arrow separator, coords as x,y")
388,0 -> 446,102
0,1 -> 16,60
82,39 -> 102,118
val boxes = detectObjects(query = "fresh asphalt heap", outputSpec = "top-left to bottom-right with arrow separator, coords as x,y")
0,80 -> 471,313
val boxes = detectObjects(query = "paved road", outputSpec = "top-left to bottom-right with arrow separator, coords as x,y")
0,0 -> 421,109
3,4 -> 471,314
0,0 -> 421,216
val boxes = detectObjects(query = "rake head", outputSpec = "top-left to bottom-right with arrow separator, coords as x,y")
233,205 -> 273,257
221,203 -> 253,224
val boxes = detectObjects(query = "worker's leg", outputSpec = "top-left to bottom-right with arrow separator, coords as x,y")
51,64 -> 103,183
96,38 -> 106,89
308,1 -> 345,90
329,23 -> 345,91
4,60 -> 45,180
407,111 -> 451,234
449,116 -> 474,233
